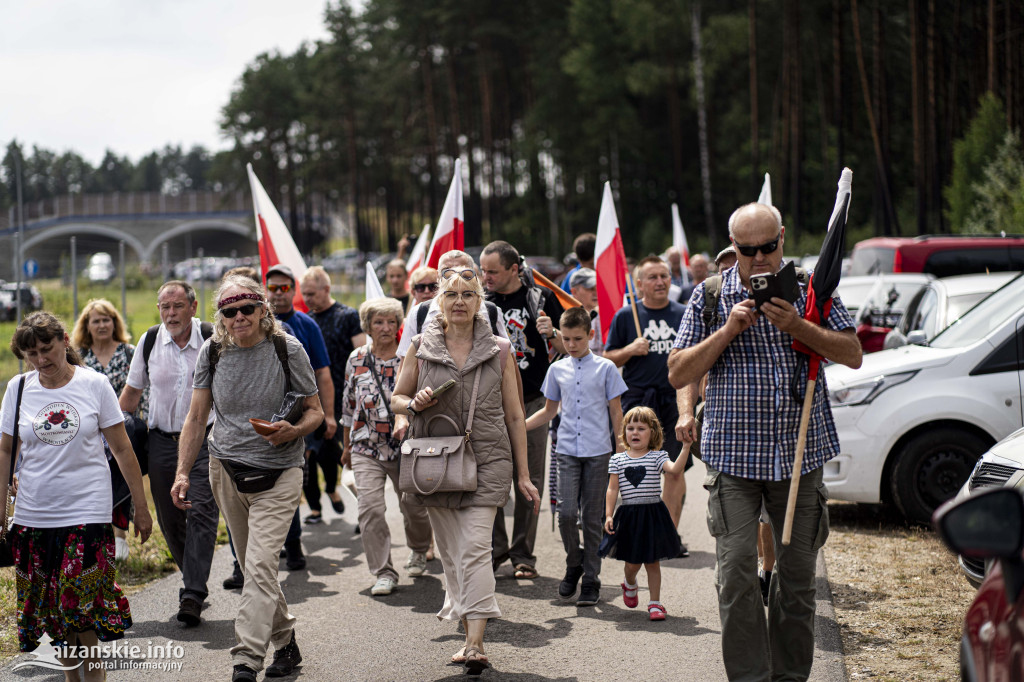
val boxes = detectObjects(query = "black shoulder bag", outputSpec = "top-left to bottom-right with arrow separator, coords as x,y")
0,375 -> 26,567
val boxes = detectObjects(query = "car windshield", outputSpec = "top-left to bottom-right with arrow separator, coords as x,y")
850,247 -> 895,275
931,275 -> 1024,348
855,278 -> 929,325
945,293 -> 988,324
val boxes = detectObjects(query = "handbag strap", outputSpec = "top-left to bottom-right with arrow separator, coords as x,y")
9,375 -> 24,488
464,368 -> 482,438
365,351 -> 394,424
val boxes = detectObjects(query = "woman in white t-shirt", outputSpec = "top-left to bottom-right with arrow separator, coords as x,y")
0,311 -> 152,679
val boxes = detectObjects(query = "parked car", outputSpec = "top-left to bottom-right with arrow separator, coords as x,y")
836,275 -> 917,319
851,273 -> 932,352
1,282 -> 43,314
850,234 -> 1024,278
823,273 -> 1024,523
933,487 -> 1024,682
884,272 -> 1018,350
951,427 -> 1024,587
86,252 -> 115,283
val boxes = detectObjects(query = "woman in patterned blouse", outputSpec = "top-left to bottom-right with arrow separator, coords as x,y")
72,299 -> 145,561
342,297 -> 432,597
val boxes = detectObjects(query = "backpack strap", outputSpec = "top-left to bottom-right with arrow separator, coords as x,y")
495,336 -> 511,371
702,275 -> 723,327
416,302 -> 429,332
272,334 -> 293,392
142,324 -> 161,377
485,301 -> 502,336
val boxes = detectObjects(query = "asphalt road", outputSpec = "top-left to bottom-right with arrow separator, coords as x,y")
1,461 -> 846,681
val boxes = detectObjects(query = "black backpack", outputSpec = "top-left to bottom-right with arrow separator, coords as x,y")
142,321 -> 214,376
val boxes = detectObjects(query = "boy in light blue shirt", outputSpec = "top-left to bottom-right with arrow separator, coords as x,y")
525,306 -> 627,606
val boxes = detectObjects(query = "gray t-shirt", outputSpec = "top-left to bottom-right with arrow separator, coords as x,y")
193,333 -> 318,469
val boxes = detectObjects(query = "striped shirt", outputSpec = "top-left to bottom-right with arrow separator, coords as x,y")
609,450 -> 668,505
673,264 -> 855,480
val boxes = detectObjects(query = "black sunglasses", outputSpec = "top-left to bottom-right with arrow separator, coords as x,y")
413,282 -> 439,293
734,234 -> 782,258
221,303 -> 261,318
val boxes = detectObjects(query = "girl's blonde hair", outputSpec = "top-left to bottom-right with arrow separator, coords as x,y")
620,405 -> 664,451
71,299 -> 130,349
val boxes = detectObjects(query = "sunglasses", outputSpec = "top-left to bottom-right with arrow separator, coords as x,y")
442,291 -> 479,302
412,282 -> 439,293
267,284 -> 292,293
221,303 -> 261,318
441,268 -> 476,281
734,234 -> 782,258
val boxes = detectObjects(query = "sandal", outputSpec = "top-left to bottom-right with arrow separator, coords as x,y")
464,647 -> 489,675
513,563 -> 539,580
451,646 -> 467,664
648,603 -> 667,621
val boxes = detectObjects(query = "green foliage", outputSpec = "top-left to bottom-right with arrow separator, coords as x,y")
964,131 -> 1024,234
944,94 -> 1008,231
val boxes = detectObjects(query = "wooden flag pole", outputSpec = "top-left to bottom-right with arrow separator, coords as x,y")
627,272 -> 643,338
782,377 -> 817,545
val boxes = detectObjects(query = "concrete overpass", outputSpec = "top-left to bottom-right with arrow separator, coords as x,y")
0,190 -> 258,280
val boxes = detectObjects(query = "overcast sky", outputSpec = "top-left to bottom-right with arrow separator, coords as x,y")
0,0 -> 332,165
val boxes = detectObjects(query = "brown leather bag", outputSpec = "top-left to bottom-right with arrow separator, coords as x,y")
399,369 -> 481,496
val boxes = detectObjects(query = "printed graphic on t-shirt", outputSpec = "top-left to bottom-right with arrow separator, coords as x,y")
33,402 -> 80,445
643,318 -> 678,354
502,307 -> 536,369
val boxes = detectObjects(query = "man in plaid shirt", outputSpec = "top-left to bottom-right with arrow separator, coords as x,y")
668,202 -> 862,681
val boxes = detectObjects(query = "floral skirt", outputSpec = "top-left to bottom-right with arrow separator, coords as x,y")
11,523 -> 132,651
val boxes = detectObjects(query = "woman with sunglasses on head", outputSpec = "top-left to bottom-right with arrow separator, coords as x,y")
72,298 -> 148,562
392,267 -> 539,675
171,275 -> 323,682
1,312 -> 152,680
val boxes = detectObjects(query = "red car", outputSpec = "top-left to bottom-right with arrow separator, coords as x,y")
934,487 -> 1024,681
851,235 -> 1024,278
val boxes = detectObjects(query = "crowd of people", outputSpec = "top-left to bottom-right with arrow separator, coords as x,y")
0,199 -> 861,681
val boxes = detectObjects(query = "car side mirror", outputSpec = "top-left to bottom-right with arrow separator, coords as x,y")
934,487 -> 1024,602
906,330 -> 929,346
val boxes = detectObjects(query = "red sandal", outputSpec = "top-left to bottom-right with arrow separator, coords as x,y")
648,603 -> 667,620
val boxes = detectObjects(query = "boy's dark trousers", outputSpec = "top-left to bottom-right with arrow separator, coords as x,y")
556,452 -> 611,584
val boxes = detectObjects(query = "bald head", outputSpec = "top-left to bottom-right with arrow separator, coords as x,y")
438,250 -> 476,271
728,203 -> 783,239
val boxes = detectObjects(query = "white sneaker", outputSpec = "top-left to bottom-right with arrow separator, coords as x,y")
115,536 -> 130,562
371,576 -> 397,596
405,551 -> 427,577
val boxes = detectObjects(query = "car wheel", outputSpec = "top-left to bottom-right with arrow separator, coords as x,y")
890,428 -> 987,524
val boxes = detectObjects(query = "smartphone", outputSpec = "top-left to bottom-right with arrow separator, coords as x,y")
431,379 -> 456,398
750,260 -> 801,311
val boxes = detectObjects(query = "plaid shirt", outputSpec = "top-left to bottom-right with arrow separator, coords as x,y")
673,264 -> 855,480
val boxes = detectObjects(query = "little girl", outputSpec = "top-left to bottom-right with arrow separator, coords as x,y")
604,406 -> 687,620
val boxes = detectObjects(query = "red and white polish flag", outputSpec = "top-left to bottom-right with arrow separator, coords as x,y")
247,163 -> 308,311
595,181 -> 628,344
426,158 -> 464,269
671,203 -> 691,287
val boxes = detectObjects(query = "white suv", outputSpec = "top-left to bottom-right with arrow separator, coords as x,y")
823,274 -> 1024,523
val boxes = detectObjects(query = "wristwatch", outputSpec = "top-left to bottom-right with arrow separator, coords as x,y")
406,400 -> 419,416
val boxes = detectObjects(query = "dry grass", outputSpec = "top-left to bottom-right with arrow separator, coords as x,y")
826,501 -> 974,681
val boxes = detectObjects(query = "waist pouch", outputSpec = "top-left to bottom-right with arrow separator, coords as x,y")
221,459 -> 284,494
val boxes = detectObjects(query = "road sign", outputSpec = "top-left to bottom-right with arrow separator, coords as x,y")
23,259 -> 39,279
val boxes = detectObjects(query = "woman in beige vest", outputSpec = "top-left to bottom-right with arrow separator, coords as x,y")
393,266 -> 538,675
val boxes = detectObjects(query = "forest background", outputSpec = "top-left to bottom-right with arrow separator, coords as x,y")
2,0 -> 1024,260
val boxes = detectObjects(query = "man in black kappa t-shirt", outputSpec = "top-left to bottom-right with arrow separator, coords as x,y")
481,240 -> 566,578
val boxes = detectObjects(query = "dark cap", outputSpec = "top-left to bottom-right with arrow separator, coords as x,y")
265,263 -> 295,283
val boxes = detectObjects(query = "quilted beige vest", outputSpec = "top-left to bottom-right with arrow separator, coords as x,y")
404,311 -> 513,509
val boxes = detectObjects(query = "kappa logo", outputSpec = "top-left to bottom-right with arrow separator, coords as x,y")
643,319 -> 677,342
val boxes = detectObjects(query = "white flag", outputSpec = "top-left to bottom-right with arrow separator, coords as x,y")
365,262 -> 386,301
758,172 -> 773,206
671,203 -> 691,287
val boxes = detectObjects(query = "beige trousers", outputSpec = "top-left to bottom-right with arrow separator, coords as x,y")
350,453 -> 432,581
427,505 -> 501,621
210,457 -> 302,671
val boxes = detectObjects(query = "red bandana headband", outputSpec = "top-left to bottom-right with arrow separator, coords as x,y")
217,293 -> 262,309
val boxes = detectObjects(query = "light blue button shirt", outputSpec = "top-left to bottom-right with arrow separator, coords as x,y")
541,352 -> 628,458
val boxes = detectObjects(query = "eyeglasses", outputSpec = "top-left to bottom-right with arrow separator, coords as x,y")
220,303 -> 261,318
412,282 -> 439,293
267,284 -> 292,293
734,234 -> 782,258
442,291 -> 479,302
441,268 -> 476,281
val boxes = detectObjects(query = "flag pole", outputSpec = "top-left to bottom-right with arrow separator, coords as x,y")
627,272 -> 642,337
782,370 -> 817,545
